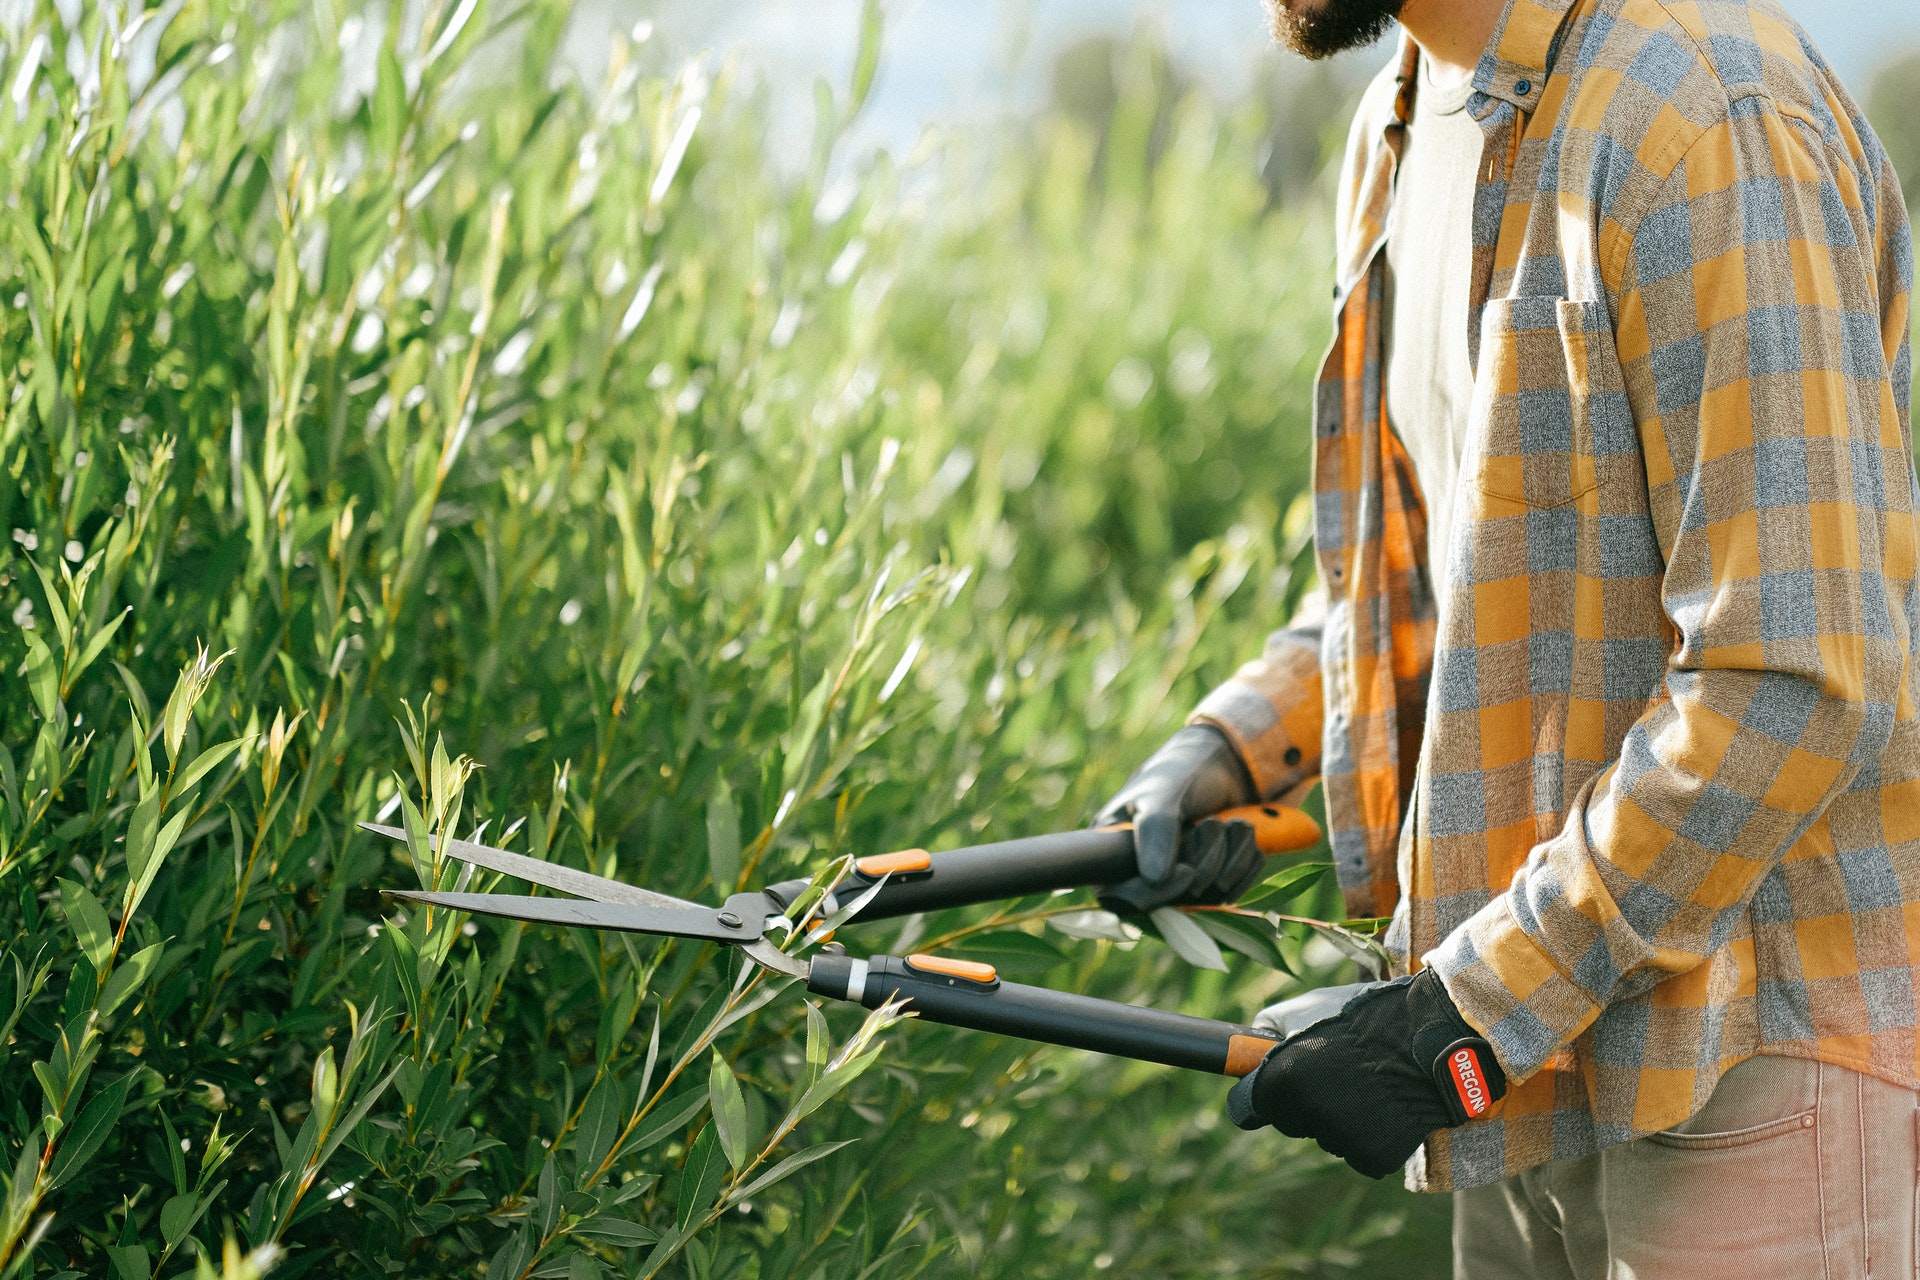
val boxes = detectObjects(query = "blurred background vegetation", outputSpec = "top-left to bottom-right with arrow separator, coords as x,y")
0,0 -> 1911,1277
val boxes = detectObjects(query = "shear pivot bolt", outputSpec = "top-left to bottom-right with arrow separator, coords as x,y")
718,911 -> 744,929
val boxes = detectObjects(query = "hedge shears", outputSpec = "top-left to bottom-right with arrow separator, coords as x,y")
370,802 -> 1319,1079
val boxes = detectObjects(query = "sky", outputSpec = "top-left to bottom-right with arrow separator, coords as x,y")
573,0 -> 1920,158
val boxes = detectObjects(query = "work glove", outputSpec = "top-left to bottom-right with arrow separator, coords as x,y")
1227,968 -> 1506,1179
1093,725 -> 1262,914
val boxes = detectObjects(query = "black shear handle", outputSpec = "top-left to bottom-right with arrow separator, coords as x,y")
807,952 -> 1279,1077
765,803 -> 1321,924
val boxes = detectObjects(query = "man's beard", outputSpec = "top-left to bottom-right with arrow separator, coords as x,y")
1265,0 -> 1406,59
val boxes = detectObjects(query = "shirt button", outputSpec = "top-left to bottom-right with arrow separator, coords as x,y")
1514,78 -> 1532,95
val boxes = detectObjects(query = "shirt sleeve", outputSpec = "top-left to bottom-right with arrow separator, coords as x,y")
1190,597 -> 1325,803
1428,98 -> 1918,1082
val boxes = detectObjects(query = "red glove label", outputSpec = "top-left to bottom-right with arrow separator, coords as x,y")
1446,1045 -> 1494,1118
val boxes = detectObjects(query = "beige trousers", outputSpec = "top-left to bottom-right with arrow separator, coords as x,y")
1453,1057 -> 1920,1279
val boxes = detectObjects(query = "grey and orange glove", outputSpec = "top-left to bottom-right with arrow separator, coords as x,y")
1093,725 -> 1263,914
1227,969 -> 1507,1179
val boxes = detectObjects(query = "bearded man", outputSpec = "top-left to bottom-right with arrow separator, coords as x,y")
1092,0 -> 1918,1272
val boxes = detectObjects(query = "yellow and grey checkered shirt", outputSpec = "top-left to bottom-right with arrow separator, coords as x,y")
1194,0 -> 1917,1190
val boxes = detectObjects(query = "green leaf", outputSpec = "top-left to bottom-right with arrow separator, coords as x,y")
626,1090 -> 708,1156
950,930 -> 1070,979
487,1231 -> 533,1280
383,925 -> 423,1029
58,878 -> 113,972
790,1045 -> 881,1125
848,0 -> 883,118
1148,906 -> 1228,971
704,778 -> 740,891
1189,911 -> 1290,973
48,1071 -> 132,1188
311,1062 -> 401,1176
570,1078 -> 622,1173
371,46 -> 407,157
173,735 -> 249,797
311,1048 -> 339,1118
1239,860 -> 1332,910
728,1139 -> 855,1206
596,977 -> 641,1070
125,804 -> 189,922
1298,918 -> 1392,980
71,607 -> 129,686
159,1192 -> 198,1246
105,1243 -> 149,1280
99,941 -> 166,1019
124,788 -> 162,879
569,1217 -> 658,1246
29,560 -> 70,648
25,633 -> 59,720
707,1052 -> 750,1171
675,1125 -> 727,1229
538,1156 -> 559,1237
804,1002 -> 828,1084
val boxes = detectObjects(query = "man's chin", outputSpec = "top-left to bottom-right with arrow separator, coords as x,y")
1265,0 -> 1405,60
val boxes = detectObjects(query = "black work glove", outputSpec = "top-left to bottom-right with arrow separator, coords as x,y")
1226,968 -> 1507,1179
1093,725 -> 1261,912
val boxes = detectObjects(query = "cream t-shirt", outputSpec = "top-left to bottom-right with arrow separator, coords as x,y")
1384,58 -> 1484,595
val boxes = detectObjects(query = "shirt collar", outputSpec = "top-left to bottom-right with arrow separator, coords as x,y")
1471,0 -> 1580,110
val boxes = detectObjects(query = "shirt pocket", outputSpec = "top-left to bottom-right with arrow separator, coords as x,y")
1468,296 -> 1613,515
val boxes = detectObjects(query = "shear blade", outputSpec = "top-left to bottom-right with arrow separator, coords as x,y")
386,890 -> 766,944
360,822 -> 697,911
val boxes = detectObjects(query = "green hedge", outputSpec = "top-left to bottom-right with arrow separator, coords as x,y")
0,3 -> 1447,1276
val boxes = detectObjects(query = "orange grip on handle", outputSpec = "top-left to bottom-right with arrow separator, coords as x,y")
1214,802 -> 1321,855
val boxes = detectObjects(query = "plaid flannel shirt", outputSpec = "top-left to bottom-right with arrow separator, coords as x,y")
1193,0 -> 1917,1190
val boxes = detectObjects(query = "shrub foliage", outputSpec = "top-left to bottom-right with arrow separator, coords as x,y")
0,2 -> 1447,1276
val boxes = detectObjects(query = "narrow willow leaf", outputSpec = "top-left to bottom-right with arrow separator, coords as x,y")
728,1139 -> 856,1206
1149,906 -> 1228,971
597,979 -> 641,1070
538,1156 -> 559,1236
848,0 -> 884,118
125,806 -> 190,922
790,1045 -> 881,1125
57,878 -> 113,972
123,790 -> 162,886
311,1048 -> 339,1119
171,735 -> 249,796
569,1217 -> 658,1246
159,1192 -> 198,1247
382,927 -> 423,1029
47,1072 -> 132,1188
24,634 -> 59,720
625,1090 -> 707,1157
98,941 -> 165,1019
704,778 -> 740,891
674,1125 -> 726,1229
804,1003 -> 828,1085
1189,912 -> 1290,973
71,606 -> 129,685
1239,860 -> 1332,910
706,1053 -> 750,1171
571,1079 -> 622,1174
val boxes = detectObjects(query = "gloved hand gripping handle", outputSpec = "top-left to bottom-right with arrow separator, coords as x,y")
807,951 -> 1280,1076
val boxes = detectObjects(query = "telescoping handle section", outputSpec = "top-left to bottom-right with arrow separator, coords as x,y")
807,951 -> 1281,1077
766,802 -> 1321,924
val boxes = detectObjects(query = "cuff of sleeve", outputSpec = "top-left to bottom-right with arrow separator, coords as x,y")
1190,680 -> 1318,800
1424,896 -> 1605,1087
